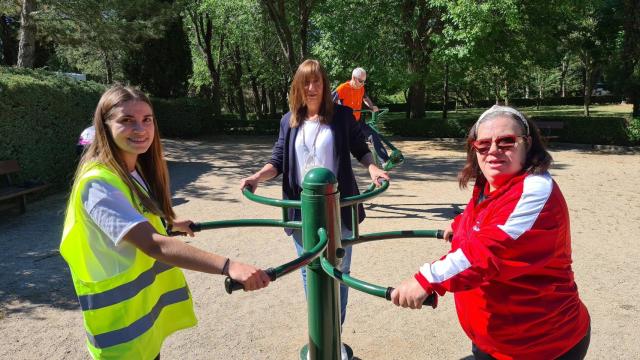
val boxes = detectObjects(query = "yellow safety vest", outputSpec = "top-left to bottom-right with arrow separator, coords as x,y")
60,163 -> 197,359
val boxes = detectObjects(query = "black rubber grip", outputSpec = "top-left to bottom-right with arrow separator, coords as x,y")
167,222 -> 202,236
385,287 -> 438,309
436,229 -> 444,239
225,268 -> 276,294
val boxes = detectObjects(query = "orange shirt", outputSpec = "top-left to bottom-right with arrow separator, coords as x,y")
335,81 -> 365,121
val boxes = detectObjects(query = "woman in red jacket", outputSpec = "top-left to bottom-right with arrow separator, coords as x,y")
391,105 -> 590,360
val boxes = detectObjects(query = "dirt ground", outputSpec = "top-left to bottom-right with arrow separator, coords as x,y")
1,136 -> 639,360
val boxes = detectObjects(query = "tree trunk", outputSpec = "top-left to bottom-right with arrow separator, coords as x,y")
268,88 -> 277,116
280,84 -> 288,113
560,58 -> 568,97
233,46 -> 247,121
249,78 -> 262,120
584,62 -> 592,117
298,0 -> 313,60
17,0 -> 37,68
400,0 -> 442,120
260,0 -> 312,75
622,0 -> 640,117
408,80 -> 425,120
503,80 -> 509,106
442,63 -> 449,119
188,11 -> 223,117
525,85 -> 529,99
104,50 -> 113,84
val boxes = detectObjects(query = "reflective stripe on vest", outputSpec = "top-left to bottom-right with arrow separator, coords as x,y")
87,286 -> 190,348
78,261 -> 173,311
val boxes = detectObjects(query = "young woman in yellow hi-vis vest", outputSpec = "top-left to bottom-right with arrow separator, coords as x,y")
60,85 -> 271,360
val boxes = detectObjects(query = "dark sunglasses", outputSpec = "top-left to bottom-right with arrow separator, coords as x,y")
471,134 -> 526,155
356,77 -> 366,84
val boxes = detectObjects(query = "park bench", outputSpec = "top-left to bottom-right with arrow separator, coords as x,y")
0,160 -> 50,214
533,120 -> 564,141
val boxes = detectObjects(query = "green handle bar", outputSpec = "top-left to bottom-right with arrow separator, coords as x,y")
320,257 -> 437,308
342,229 -> 444,246
224,227 -> 330,293
341,179 -> 389,207
242,185 -> 301,208
167,219 -> 302,236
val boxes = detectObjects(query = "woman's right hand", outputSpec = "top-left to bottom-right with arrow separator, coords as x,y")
227,261 -> 271,291
443,224 -> 454,242
239,176 -> 260,193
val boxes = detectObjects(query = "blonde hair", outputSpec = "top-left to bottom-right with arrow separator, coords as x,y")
288,59 -> 334,128
76,85 -> 175,221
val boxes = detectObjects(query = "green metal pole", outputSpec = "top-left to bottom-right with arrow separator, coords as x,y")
301,168 -> 342,360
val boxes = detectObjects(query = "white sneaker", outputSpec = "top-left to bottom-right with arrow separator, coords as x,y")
341,343 -> 349,360
305,344 -> 349,360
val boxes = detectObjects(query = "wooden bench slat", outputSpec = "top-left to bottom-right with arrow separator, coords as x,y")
0,160 -> 21,176
0,184 -> 49,202
0,160 -> 50,214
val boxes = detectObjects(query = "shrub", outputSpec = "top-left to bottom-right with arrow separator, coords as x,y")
529,115 -> 630,145
0,67 -> 105,188
381,111 -> 634,145
383,116 -> 476,138
0,67 -> 222,189
152,97 -> 215,137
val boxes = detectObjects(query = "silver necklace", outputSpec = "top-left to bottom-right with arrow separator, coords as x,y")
302,119 -> 322,174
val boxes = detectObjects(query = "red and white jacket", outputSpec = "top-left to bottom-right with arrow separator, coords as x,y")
415,172 -> 590,359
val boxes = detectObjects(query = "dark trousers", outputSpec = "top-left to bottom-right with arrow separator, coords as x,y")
472,325 -> 591,360
360,121 -> 390,163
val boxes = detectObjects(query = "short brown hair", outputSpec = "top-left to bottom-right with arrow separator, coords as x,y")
288,59 -> 334,128
458,107 -> 553,189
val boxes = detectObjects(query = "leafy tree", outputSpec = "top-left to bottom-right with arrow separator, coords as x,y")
259,0 -> 316,76
37,0 -> 170,83
123,15 -> 193,98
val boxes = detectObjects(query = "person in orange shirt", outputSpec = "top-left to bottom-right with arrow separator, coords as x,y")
333,67 -> 389,164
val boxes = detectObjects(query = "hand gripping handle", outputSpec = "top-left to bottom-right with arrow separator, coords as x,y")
167,222 -> 202,236
385,287 -> 438,309
225,268 -> 277,294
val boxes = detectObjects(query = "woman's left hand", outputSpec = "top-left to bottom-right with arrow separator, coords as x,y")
390,277 -> 430,309
368,164 -> 390,186
171,219 -> 195,237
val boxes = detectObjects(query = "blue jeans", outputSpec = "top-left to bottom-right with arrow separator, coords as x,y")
292,226 -> 353,326
360,122 -> 389,163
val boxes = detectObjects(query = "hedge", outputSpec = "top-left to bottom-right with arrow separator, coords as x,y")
0,67 -> 105,189
0,67 -> 220,189
382,114 -> 638,145
1,67 -> 636,192
382,95 -> 622,112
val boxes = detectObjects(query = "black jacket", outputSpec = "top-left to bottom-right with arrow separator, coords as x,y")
268,104 -> 370,235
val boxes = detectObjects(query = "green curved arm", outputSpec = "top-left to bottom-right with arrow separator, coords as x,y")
225,227 -> 330,293
195,219 -> 302,230
340,179 -> 389,207
342,229 -> 444,246
320,257 -> 437,308
242,186 -> 301,208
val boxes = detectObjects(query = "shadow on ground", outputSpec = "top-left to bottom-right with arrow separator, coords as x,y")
0,154 -> 217,314
1,136 -> 565,314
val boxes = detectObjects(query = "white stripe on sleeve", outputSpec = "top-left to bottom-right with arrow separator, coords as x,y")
420,248 -> 471,284
497,172 -> 553,240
